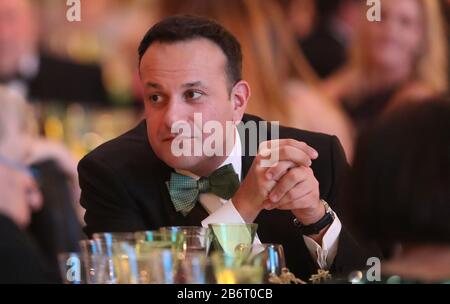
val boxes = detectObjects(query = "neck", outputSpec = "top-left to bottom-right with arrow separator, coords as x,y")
382,244 -> 450,283
189,155 -> 229,177
185,126 -> 238,177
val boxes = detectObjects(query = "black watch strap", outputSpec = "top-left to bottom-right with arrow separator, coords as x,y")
293,200 -> 334,236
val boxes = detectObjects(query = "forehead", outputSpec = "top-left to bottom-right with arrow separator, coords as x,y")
139,38 -> 228,85
383,0 -> 421,17
0,0 -> 28,15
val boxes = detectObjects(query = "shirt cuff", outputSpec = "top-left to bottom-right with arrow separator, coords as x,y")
303,211 -> 342,270
201,200 -> 262,245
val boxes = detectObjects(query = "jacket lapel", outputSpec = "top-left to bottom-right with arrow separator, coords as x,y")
239,114 -> 271,179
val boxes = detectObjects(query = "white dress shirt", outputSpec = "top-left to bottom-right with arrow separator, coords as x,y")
3,53 -> 39,98
176,127 -> 341,269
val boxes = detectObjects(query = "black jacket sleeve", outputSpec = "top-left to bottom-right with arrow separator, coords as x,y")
78,154 -> 146,238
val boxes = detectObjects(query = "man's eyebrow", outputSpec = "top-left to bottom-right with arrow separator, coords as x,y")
182,81 -> 204,89
145,82 -> 205,89
145,82 -> 162,89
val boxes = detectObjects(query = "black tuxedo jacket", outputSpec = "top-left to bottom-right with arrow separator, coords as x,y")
78,114 -> 371,280
27,54 -> 108,104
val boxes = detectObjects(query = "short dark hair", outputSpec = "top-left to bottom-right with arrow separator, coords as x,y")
138,15 -> 242,89
342,99 -> 450,249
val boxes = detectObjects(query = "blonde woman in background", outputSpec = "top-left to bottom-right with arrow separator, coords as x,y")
160,0 -> 355,160
323,0 -> 448,131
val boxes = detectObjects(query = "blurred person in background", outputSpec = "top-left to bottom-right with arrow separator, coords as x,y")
277,0 -> 317,42
0,0 -> 108,104
0,161 -> 56,283
343,100 -> 450,283
298,0 -> 365,78
160,0 -> 355,160
443,0 -> 450,27
440,0 -> 450,90
0,86 -> 83,280
323,0 -> 448,132
39,0 -> 159,107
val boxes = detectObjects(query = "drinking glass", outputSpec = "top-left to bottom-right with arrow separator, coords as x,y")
210,252 -> 263,284
111,241 -> 140,284
79,239 -> 107,284
235,243 -> 286,283
177,251 -> 210,284
159,226 -> 211,255
143,249 -> 183,284
92,232 -> 135,283
208,223 -> 258,257
134,230 -> 180,251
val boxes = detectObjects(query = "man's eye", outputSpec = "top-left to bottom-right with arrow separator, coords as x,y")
149,95 -> 162,103
184,91 -> 203,100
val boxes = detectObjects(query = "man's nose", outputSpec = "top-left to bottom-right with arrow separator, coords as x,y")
162,98 -> 189,130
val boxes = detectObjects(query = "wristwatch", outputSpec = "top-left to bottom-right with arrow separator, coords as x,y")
293,199 -> 335,236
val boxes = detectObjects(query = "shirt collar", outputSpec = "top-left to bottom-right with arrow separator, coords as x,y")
18,52 -> 40,80
1,53 -> 39,98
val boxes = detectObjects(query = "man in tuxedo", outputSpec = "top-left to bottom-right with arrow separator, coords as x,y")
79,15 -> 371,280
0,0 -> 107,104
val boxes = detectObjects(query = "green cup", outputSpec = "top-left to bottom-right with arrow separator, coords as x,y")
208,223 -> 258,257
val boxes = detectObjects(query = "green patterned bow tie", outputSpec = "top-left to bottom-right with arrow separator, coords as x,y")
167,164 -> 240,216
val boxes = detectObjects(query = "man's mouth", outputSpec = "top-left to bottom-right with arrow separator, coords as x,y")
162,135 -> 198,142
162,135 -> 176,142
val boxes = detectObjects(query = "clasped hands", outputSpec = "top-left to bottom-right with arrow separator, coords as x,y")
233,139 -> 327,235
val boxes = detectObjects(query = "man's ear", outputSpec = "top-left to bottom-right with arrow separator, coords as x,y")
230,80 -> 251,123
